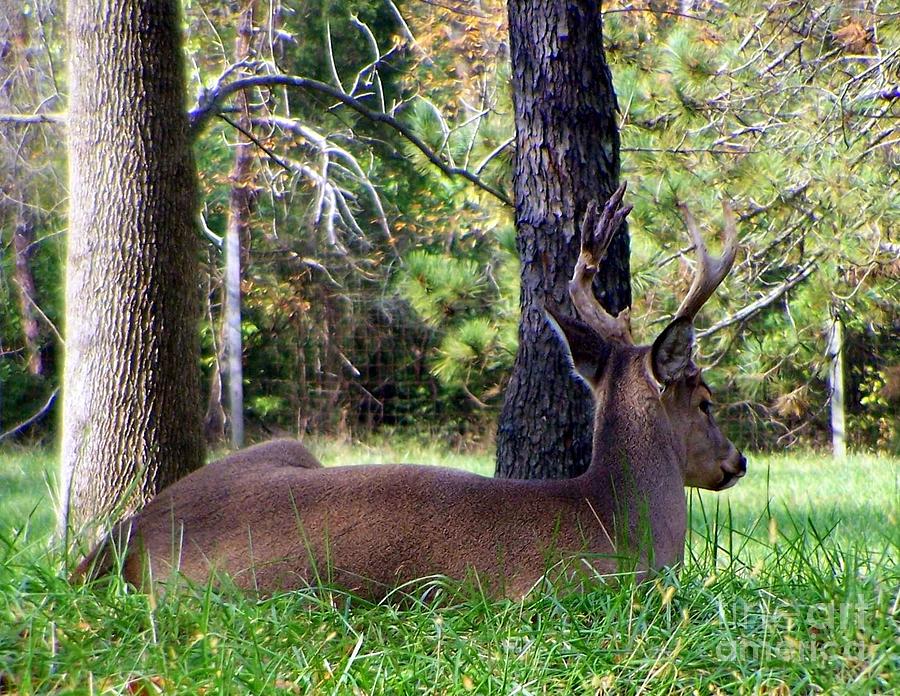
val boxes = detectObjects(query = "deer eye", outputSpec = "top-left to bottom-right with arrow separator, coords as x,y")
699,400 -> 713,415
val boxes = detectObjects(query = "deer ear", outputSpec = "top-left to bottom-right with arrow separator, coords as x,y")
651,317 -> 694,385
545,305 -> 609,387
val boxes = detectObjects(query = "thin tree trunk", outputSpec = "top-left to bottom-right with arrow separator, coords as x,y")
60,0 -> 204,535
223,0 -> 257,450
828,313 -> 846,458
12,217 -> 43,375
1,4 -> 44,376
202,315 -> 227,445
496,0 -> 628,479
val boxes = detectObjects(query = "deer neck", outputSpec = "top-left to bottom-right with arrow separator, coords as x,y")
579,351 -> 688,565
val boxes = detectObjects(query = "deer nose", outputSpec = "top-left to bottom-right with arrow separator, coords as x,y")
736,454 -> 747,475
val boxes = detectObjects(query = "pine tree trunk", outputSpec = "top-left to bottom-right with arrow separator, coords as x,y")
223,0 -> 257,450
60,0 -> 204,535
496,0 -> 628,479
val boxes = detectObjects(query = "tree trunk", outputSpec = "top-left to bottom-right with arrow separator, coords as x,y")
827,313 -> 846,459
60,0 -> 204,535
223,0 -> 257,450
203,357 -> 227,445
12,217 -> 43,376
1,4 -> 45,377
496,0 -> 628,479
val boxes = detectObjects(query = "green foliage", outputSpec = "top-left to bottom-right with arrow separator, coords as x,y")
396,234 -> 518,406
0,3 -> 65,439
3,0 -> 896,450
393,0 -> 899,450
602,1 -> 898,450
182,0 -> 455,435
398,250 -> 487,326
0,218 -> 64,440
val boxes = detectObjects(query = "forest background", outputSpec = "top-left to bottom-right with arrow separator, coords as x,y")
1,0 -> 898,454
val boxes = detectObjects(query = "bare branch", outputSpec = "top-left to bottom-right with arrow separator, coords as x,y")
219,113 -> 292,173
854,84 -> 900,101
386,0 -> 431,64
198,211 -> 223,248
0,112 -> 64,125
235,120 -> 371,260
15,279 -> 64,346
0,388 -> 58,442
603,4 -> 715,24
255,115 -> 395,244
475,136 -> 514,175
697,255 -> 819,338
189,74 -> 513,206
739,181 -> 810,222
759,39 -> 804,76
414,0 -> 488,19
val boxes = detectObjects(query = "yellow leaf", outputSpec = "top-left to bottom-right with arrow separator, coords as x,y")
833,22 -> 872,53
660,585 -> 676,606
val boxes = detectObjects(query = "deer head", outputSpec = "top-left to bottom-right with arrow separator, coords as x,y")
549,182 -> 747,493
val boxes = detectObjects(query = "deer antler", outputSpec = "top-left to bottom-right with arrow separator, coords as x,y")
568,182 -> 634,345
674,200 -> 739,324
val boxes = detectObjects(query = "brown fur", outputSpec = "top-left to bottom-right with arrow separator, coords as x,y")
74,342 -> 745,600
71,439 -> 322,583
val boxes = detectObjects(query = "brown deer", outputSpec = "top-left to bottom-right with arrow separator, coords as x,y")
75,184 -> 746,599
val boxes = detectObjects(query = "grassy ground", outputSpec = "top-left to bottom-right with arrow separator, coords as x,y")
0,443 -> 897,694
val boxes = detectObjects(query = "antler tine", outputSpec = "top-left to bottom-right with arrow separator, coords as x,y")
674,200 -> 739,324
568,182 -> 634,345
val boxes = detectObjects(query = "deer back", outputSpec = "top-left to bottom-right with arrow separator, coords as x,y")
88,461 -> 628,599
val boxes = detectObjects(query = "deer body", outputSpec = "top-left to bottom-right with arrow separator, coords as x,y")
76,186 -> 746,599
89,350 -> 687,599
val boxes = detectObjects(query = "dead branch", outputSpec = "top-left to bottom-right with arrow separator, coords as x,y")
0,388 -> 58,442
189,74 -> 513,206
15,278 -> 64,345
475,136 -> 514,175
697,255 -> 820,338
0,112 -> 64,124
254,115 -> 394,244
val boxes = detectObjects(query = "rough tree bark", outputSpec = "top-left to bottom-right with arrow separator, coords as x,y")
222,0 -> 258,450
496,0 -> 629,479
59,0 -> 204,535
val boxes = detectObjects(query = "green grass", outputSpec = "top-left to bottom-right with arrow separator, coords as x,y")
0,446 -> 57,551
1,443 -> 898,693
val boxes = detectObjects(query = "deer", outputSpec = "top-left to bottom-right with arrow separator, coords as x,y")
74,183 -> 746,600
